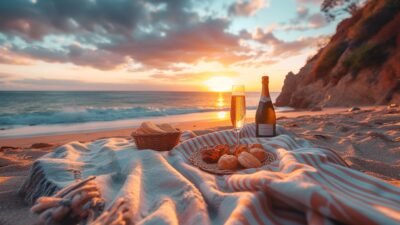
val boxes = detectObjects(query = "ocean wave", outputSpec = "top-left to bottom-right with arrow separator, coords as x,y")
0,106 -> 258,127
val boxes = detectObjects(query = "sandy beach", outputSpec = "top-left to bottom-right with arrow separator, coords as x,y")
0,106 -> 399,224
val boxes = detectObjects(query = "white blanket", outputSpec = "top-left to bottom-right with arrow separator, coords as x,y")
19,124 -> 400,224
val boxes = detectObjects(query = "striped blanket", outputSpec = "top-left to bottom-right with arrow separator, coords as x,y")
20,124 -> 400,224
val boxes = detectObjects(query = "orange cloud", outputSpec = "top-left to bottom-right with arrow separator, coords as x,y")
0,47 -> 33,65
150,71 -> 238,83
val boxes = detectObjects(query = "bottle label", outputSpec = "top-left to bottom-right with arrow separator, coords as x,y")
258,124 -> 274,136
260,96 -> 271,103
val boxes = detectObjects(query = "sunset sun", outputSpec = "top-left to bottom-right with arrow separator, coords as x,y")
204,76 -> 234,92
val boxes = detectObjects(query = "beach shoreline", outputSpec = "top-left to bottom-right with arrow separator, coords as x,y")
0,106 -> 368,148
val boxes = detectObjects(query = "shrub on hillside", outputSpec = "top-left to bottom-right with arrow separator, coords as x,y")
312,41 -> 348,80
343,42 -> 389,74
371,13 -> 400,43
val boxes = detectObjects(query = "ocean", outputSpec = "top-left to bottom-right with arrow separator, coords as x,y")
0,91 -> 289,137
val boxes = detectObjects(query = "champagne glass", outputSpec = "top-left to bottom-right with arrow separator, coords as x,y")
230,85 -> 246,146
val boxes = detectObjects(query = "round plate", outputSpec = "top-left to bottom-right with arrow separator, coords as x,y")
189,149 -> 276,175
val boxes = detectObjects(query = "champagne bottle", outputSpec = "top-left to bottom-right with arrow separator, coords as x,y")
256,76 -> 276,137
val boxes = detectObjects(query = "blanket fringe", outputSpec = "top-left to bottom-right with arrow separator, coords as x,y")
18,161 -> 60,205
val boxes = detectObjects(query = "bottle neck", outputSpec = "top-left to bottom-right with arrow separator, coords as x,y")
260,82 -> 271,103
261,83 -> 270,97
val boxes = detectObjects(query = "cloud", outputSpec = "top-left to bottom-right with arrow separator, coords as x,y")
0,72 -> 18,88
0,0 -> 326,75
0,47 -> 33,65
150,71 -> 238,82
282,6 -> 327,31
11,44 -> 130,70
1,77 -> 195,91
0,0 -> 249,70
252,28 -> 281,45
296,0 -> 322,4
247,28 -> 327,57
0,72 -> 14,80
297,7 -> 310,19
308,13 -> 327,28
0,0 -> 147,40
228,0 -> 269,17
104,19 -> 244,68
273,36 -> 325,57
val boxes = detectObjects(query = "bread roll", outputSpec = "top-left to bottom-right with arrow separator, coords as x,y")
234,144 -> 248,156
218,154 -> 238,170
238,152 -> 261,168
250,147 -> 267,162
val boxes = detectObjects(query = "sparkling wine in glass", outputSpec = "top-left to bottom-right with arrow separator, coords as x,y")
230,85 -> 246,146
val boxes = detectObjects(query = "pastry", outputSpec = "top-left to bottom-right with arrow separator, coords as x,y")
201,147 -> 220,163
238,152 -> 262,168
215,144 -> 230,156
218,154 -> 238,170
234,144 -> 248,156
249,143 -> 263,149
250,147 -> 267,162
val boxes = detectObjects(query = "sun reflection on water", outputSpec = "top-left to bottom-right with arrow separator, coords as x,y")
217,111 -> 228,119
216,95 -> 225,108
215,93 -> 228,120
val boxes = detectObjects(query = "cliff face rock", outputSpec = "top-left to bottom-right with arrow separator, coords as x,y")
275,72 -> 296,106
276,0 -> 400,108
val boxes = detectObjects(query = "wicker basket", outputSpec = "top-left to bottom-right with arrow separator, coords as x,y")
132,131 -> 182,151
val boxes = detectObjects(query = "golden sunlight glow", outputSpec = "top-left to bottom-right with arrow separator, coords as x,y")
215,93 -> 228,120
216,111 -> 228,119
204,76 -> 233,92
216,95 -> 225,108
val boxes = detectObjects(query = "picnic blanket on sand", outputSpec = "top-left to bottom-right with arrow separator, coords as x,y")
19,124 -> 400,224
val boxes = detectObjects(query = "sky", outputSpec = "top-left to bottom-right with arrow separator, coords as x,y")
0,0 -> 345,92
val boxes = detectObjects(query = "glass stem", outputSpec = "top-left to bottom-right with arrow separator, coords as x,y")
235,128 -> 240,146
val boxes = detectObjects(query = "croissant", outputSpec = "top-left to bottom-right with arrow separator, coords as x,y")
215,144 -> 230,156
201,147 -> 220,163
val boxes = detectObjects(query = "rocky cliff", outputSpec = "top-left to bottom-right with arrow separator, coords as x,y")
276,0 -> 400,108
